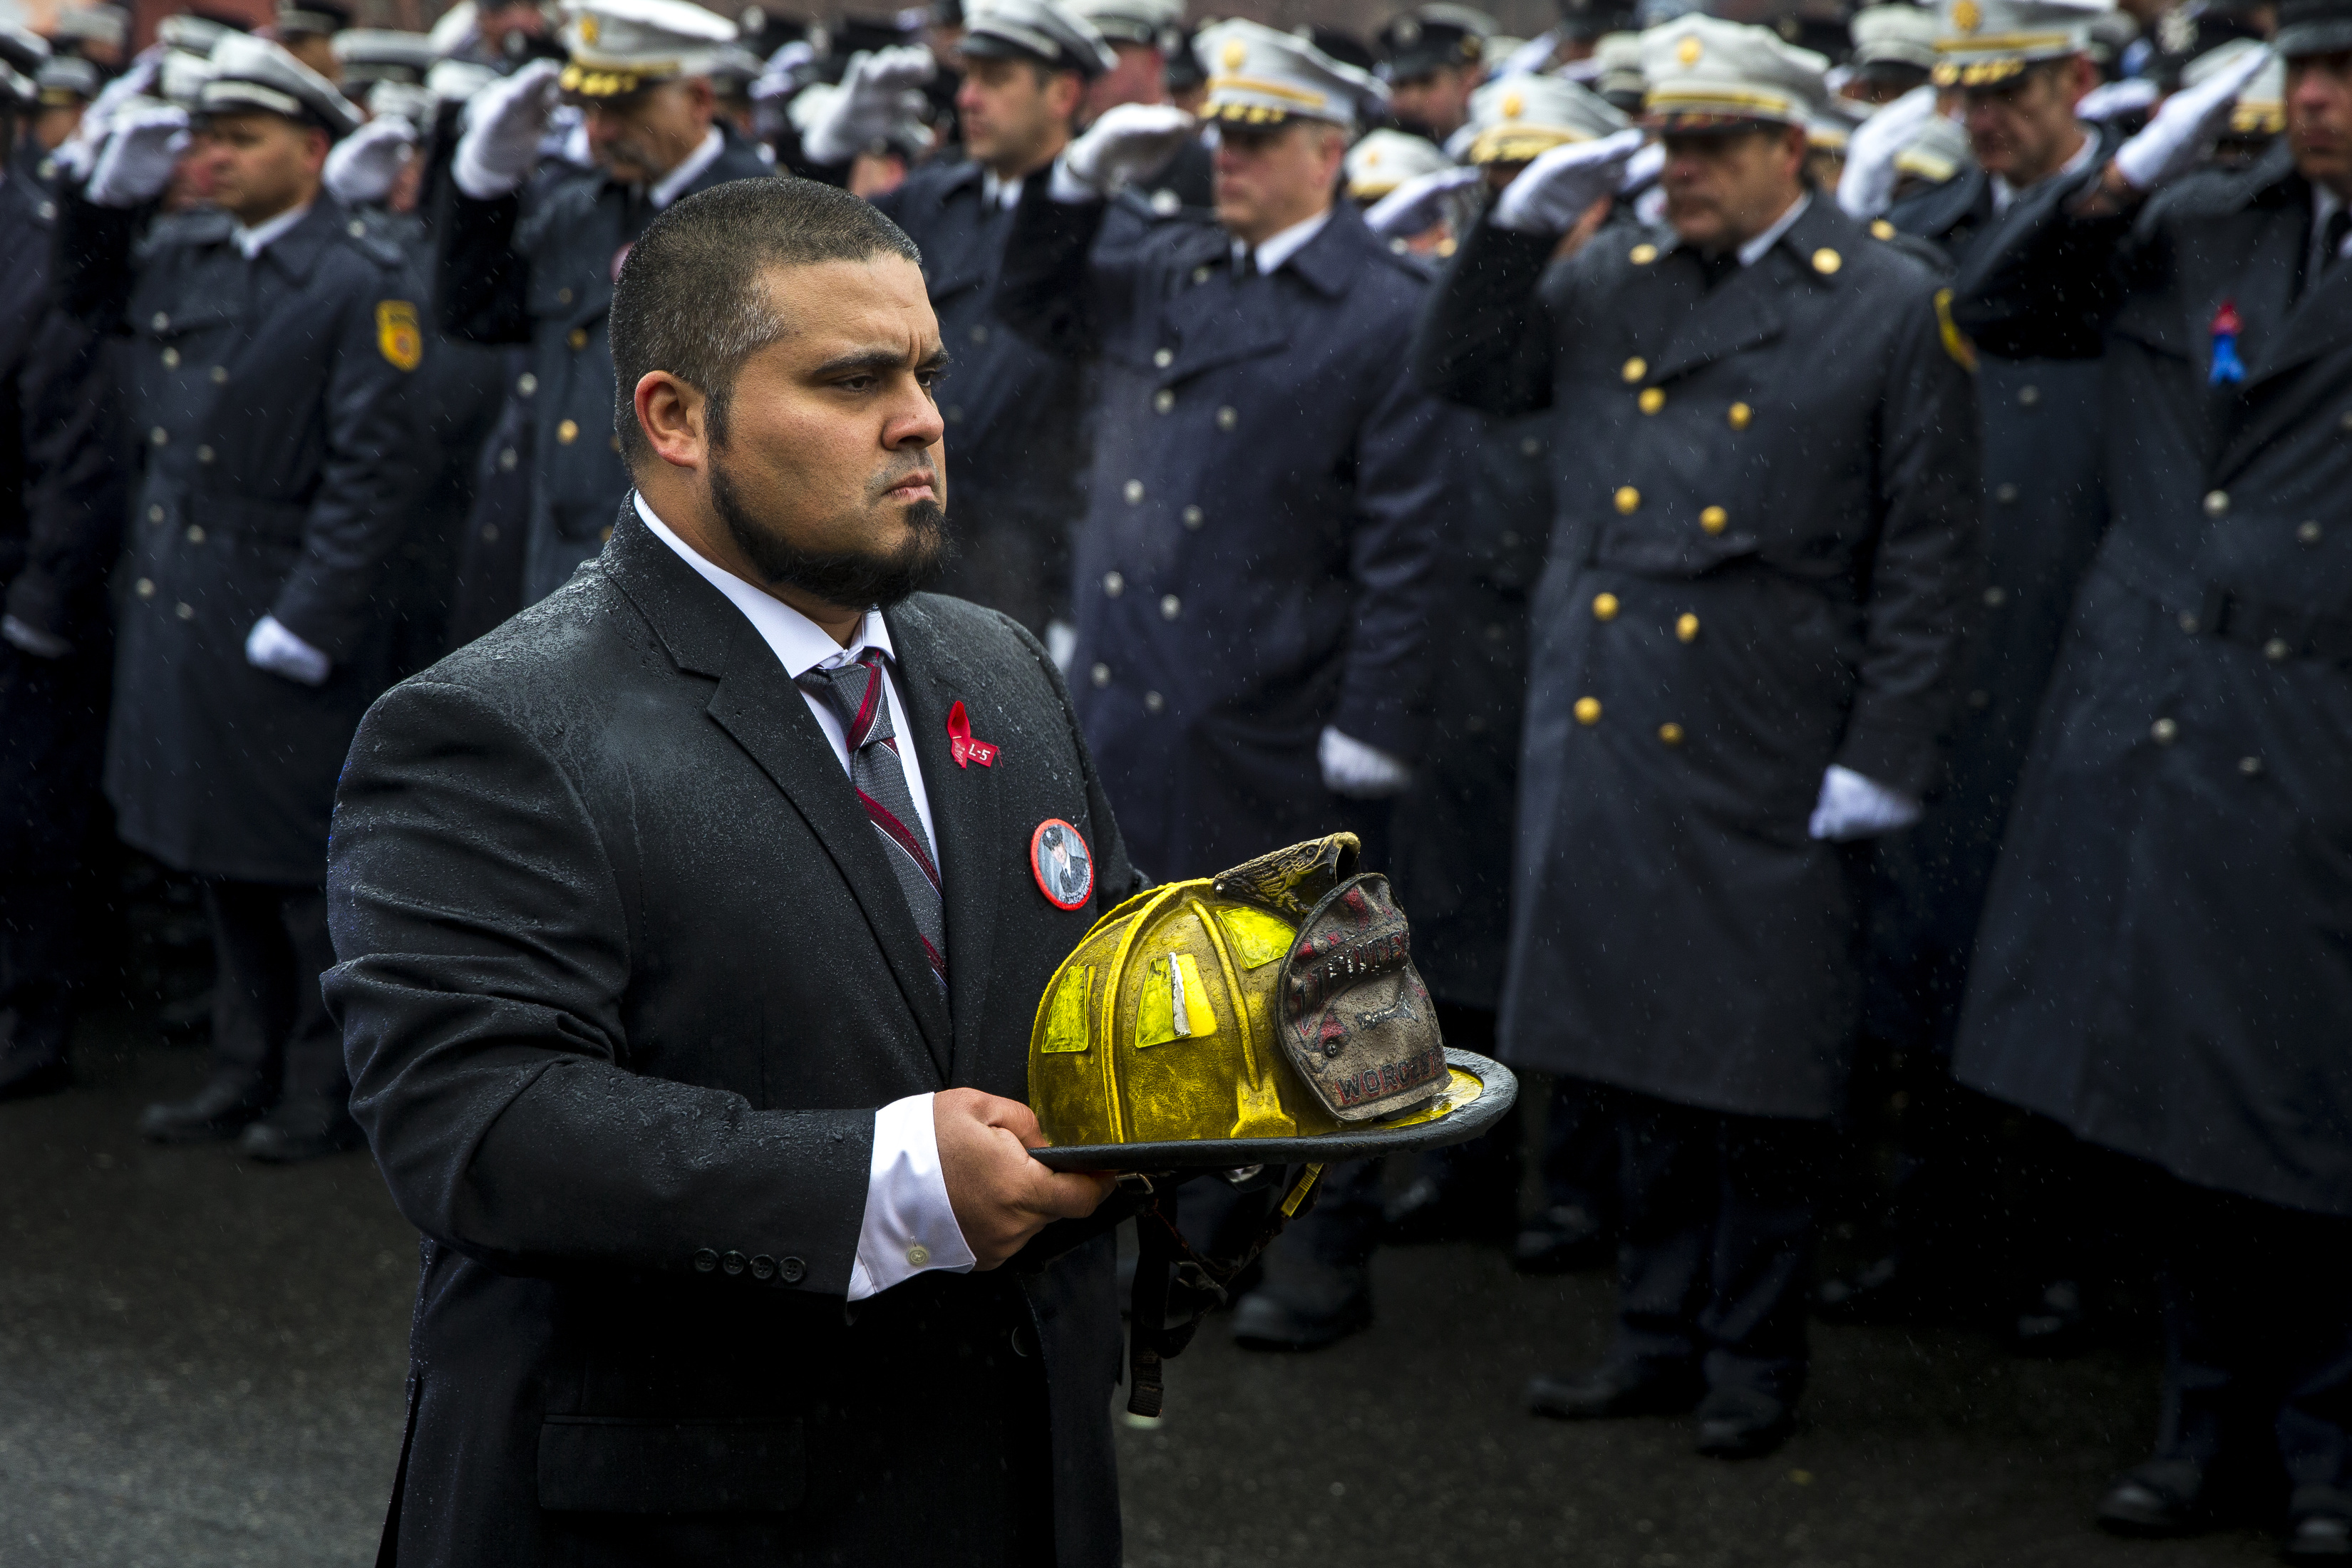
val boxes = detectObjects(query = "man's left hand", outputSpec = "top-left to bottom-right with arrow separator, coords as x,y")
1807,763 -> 1922,841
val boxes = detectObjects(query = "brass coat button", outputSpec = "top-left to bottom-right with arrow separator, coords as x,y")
1574,696 -> 1601,725
1152,348 -> 1174,368
567,328 -> 588,349
210,366 -> 229,384
1090,662 -> 1111,687
1728,402 -> 1751,430
1658,721 -> 1684,744
1520,436 -> 1541,456
1614,486 -> 1640,514
969,324 -> 988,344
498,447 -> 517,470
161,346 -> 180,368
1216,406 -> 1238,430
2239,755 -> 2264,776
1154,389 -> 1175,413
1182,505 -> 1204,529
175,602 -> 195,620
152,312 -> 170,331
185,525 -> 205,544
557,420 -> 579,444
1143,690 -> 1165,714
1638,388 -> 1664,415
1103,571 -> 1125,597
135,578 -> 156,599
2150,718 -> 2179,744
1192,265 -> 1212,284
196,445 -> 214,464
557,287 -> 572,304
1676,613 -> 1699,643
1812,248 -> 1841,274
1629,243 -> 1658,264
1592,592 -> 1619,620
1985,586 -> 2007,607
148,505 -> 165,522
1160,594 -> 1181,620
2018,384 -> 2040,406
1621,356 -> 1647,383
2179,611 -> 2200,633
2298,520 -> 2323,545
1123,479 -> 1144,504
1700,506 -> 1727,535
517,373 -> 538,396
150,427 -> 168,445
1870,219 -> 1896,239
2204,490 -> 2229,516
1995,483 -> 2018,503
2264,638 -> 2293,662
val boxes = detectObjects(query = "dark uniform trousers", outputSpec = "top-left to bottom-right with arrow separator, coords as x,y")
1951,143 -> 2352,1500
2,175 -> 121,1071
1415,202 -> 1979,1399
434,128 -> 773,607
55,193 -> 430,1113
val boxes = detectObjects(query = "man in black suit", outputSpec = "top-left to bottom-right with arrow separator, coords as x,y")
326,176 -> 1133,1567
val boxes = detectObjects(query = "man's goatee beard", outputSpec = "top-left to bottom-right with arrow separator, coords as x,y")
708,452 -> 951,610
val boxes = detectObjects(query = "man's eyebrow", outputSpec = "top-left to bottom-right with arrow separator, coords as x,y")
812,346 -> 952,378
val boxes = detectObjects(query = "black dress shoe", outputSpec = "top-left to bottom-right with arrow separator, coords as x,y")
0,1050 -> 71,1102
1694,1389 -> 1795,1460
1381,1175 -> 1515,1245
2098,1460 -> 2214,1537
2287,1512 -> 2352,1560
1512,1205 -> 1611,1274
140,1074 -> 272,1143
1525,1361 -> 1703,1421
1231,1261 -> 1372,1351
238,1098 -> 366,1163
2011,1279 -> 2094,1358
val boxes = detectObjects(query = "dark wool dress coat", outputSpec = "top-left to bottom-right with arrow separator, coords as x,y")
1950,145 -> 2352,1217
1866,152 -> 2113,1055
56,193 -> 429,884
325,508 -> 1140,1566
1415,201 -> 1981,1119
434,128 -> 773,606
994,194 -> 1460,882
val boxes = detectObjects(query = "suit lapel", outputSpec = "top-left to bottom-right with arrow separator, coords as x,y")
2214,187 -> 2352,478
1647,253 -> 1787,383
884,599 -> 1004,1086
601,509 -> 954,1080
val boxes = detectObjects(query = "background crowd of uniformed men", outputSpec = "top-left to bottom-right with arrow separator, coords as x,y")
3,0 -> 2349,1548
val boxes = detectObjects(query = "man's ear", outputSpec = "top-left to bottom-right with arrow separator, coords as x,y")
682,75 -> 718,124
635,371 -> 708,470
304,125 -> 332,175
1048,68 -> 1085,125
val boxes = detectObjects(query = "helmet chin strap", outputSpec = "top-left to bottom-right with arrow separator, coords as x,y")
1123,1163 -> 1324,1418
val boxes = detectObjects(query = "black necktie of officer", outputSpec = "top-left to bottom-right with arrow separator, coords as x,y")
796,649 -> 947,989
2326,209 -> 2351,275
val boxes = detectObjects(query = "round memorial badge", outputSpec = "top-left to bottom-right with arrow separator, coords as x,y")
1030,819 -> 1095,910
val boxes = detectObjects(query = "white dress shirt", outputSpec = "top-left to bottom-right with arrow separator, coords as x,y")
634,492 -> 975,1301
1737,191 -> 1811,267
233,200 -> 313,259
979,166 -> 1026,211
648,126 -> 726,212
1234,206 -> 1333,275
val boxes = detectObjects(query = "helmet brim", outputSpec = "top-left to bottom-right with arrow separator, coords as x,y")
1029,1047 -> 1519,1172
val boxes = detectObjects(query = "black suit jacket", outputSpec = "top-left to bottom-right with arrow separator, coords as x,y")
324,505 -> 1140,1566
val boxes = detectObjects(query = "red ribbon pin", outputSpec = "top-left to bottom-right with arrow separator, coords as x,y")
947,701 -> 997,768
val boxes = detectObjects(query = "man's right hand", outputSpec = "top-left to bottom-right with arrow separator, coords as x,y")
933,1087 -> 1112,1269
453,57 -> 562,201
2112,43 -> 2272,193
1058,103 -> 1197,200
85,104 -> 190,209
1491,127 -> 1646,234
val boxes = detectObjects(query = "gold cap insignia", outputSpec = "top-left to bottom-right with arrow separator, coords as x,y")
579,13 -> 599,42
1222,38 -> 1245,68
1952,0 -> 1981,33
1501,90 -> 1523,117
1677,34 -> 1702,63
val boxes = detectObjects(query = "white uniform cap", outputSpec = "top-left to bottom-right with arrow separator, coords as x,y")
1343,127 -> 1453,195
200,33 -> 363,135
1850,5 -> 1941,71
1639,14 -> 1827,128
558,0 -> 736,98
1931,0 -> 2110,85
1195,17 -> 1388,128
1463,71 -> 1629,163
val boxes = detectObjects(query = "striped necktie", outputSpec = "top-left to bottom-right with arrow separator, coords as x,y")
797,649 -> 947,989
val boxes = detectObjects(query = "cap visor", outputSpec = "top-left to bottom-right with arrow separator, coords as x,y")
2275,17 -> 2352,55
1028,1048 -> 1519,1172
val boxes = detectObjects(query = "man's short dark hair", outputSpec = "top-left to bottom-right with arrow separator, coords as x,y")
609,177 -> 923,463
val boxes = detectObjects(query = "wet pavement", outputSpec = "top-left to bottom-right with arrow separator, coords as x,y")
2,1013 -> 2284,1567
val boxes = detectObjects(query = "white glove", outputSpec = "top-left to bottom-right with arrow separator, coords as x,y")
1617,140 -> 1666,196
1319,726 -> 1413,800
1807,763 -> 1922,842
245,614 -> 331,687
452,56 -> 562,200
55,47 -> 164,182
2075,78 -> 2159,125
800,46 -> 936,164
1490,127 -> 1646,234
2113,43 -> 2272,192
86,105 -> 190,208
1365,165 -> 1480,239
1056,103 -> 1197,200
1,615 -> 71,659
1837,84 -> 1937,219
324,115 -> 417,207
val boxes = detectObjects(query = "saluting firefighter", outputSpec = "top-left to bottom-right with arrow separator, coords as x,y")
436,0 -> 772,607
55,36 -> 431,1159
992,21 -> 1467,1349
1415,14 -> 1980,1458
800,0 -> 1112,637
1946,14 -> 2352,1552
1819,0 -> 2124,1346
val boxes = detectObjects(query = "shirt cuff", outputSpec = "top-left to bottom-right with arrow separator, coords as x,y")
845,1092 -> 977,1301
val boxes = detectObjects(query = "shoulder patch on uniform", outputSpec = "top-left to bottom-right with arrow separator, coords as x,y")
1933,287 -> 1978,373
376,300 -> 424,371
